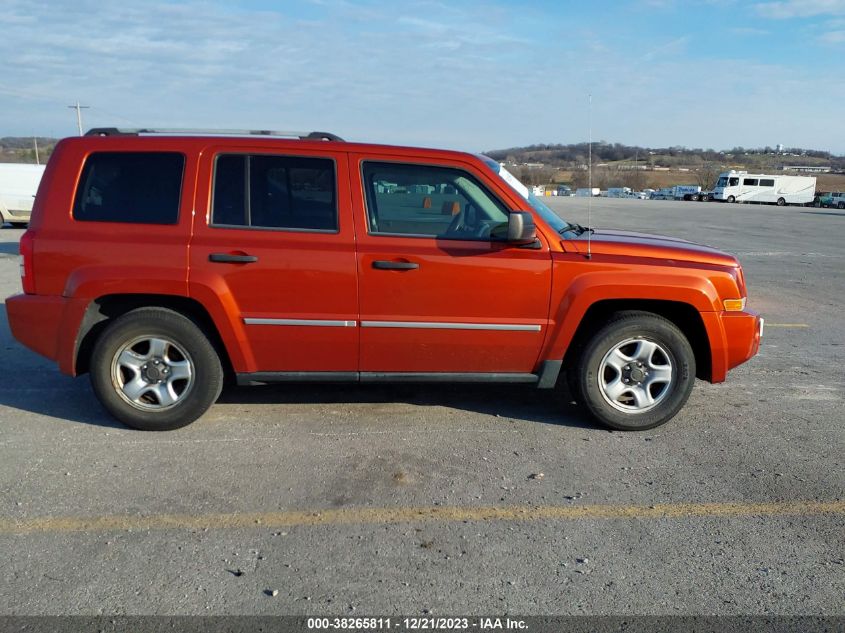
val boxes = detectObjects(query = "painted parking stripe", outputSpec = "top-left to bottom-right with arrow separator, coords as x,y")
764,323 -> 810,328
1,500 -> 843,534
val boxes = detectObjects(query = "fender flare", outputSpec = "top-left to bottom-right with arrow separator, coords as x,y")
542,271 -> 722,365
62,273 -> 253,376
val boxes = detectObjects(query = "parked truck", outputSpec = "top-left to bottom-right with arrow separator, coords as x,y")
0,163 -> 46,226
575,187 -> 600,197
674,185 -> 703,201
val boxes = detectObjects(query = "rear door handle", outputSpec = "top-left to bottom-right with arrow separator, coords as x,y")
372,260 -> 419,270
209,253 -> 258,264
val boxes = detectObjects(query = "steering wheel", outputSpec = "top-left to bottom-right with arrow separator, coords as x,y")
445,208 -> 467,235
444,206 -> 493,240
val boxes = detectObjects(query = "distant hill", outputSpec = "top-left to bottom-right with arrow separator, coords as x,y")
0,137 -> 58,164
484,142 -> 844,189
2,136 -> 842,190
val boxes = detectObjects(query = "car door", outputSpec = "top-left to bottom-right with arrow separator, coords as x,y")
350,153 -> 552,375
189,144 -> 358,375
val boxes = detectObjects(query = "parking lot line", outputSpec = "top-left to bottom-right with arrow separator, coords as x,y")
1,500 -> 843,535
764,323 -> 809,328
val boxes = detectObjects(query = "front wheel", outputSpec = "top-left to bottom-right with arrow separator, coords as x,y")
727,195 -> 735,203
776,197 -> 786,206
572,311 -> 696,430
90,307 -> 224,430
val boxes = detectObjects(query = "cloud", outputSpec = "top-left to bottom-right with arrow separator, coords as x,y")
640,36 -> 690,61
755,0 -> 845,18
729,26 -> 771,35
0,0 -> 538,146
820,29 -> 845,41
1,0 -> 844,151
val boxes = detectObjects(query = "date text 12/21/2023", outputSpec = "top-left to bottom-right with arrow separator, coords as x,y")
306,617 -> 528,630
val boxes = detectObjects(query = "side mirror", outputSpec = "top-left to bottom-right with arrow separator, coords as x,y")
507,211 -> 536,244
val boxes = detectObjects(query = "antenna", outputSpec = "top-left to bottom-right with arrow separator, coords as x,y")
587,93 -> 592,259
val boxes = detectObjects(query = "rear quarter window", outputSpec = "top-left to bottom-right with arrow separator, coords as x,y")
73,152 -> 185,224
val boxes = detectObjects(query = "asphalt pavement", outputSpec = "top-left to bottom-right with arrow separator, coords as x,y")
0,198 -> 842,616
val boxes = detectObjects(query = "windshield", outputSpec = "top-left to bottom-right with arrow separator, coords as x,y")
478,155 -> 572,234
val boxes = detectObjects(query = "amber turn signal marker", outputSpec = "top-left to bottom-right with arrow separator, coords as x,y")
723,298 -> 746,311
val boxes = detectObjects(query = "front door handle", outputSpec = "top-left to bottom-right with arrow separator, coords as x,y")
209,253 -> 259,264
372,260 -> 419,270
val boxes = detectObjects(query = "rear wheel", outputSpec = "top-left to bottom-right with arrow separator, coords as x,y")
571,311 -> 695,430
90,307 -> 223,430
776,197 -> 786,206
838,202 -> 844,210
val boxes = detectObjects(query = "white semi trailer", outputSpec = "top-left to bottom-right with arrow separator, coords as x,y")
713,171 -> 816,206
0,163 -> 46,226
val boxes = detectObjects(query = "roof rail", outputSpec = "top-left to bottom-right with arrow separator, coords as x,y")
84,128 -> 344,141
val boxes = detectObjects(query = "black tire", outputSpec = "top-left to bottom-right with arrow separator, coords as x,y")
571,311 -> 696,431
776,197 -> 786,206
727,195 -> 735,203
89,307 -> 223,430
838,202 -> 844,210
691,194 -> 700,201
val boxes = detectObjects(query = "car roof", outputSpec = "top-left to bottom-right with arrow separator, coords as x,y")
70,128 -> 479,163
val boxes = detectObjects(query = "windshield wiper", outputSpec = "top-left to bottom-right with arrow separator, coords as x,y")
560,222 -> 594,236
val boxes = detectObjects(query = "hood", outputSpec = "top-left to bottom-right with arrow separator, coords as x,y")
569,228 -> 739,268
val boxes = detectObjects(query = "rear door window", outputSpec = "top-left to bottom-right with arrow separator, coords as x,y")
73,152 -> 185,224
212,154 -> 337,231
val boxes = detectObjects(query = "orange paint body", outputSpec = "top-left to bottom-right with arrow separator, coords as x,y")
6,135 -> 761,384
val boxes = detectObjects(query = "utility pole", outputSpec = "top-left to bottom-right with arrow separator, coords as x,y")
67,101 -> 90,136
33,137 -> 40,165
634,149 -> 639,190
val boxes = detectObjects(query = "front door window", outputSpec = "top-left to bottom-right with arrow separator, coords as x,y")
362,162 -> 509,241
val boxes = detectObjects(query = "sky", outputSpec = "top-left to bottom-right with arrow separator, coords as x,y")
1,0 -> 844,153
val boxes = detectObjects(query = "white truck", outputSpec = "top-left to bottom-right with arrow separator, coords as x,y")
607,187 -> 633,198
673,185 -> 703,200
713,171 -> 816,206
0,163 -> 46,226
650,185 -> 702,201
575,187 -> 600,197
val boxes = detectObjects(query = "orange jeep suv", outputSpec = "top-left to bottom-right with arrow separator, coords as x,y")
6,129 -> 763,431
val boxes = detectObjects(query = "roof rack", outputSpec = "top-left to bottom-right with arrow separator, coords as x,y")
85,128 -> 344,141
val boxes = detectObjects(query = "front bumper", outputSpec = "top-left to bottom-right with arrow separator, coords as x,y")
701,309 -> 762,383
722,309 -> 763,372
